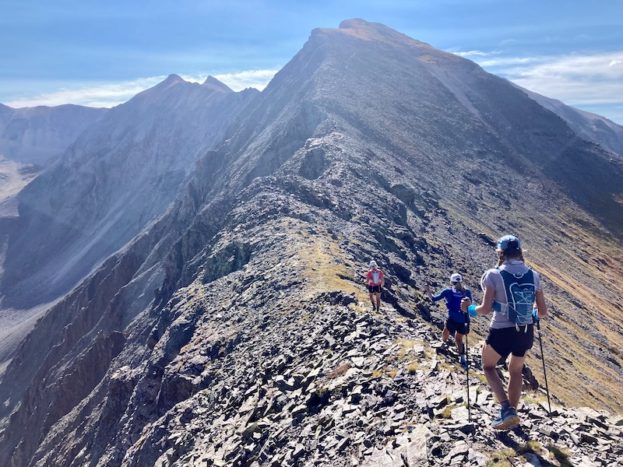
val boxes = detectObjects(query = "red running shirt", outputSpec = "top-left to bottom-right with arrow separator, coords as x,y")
367,268 -> 384,286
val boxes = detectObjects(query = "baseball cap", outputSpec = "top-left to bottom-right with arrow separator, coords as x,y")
450,273 -> 462,283
496,235 -> 521,253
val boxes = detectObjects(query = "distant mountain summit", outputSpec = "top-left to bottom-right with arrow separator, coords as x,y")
203,75 -> 233,92
0,19 -> 621,466
0,103 -> 106,165
0,74 -> 258,309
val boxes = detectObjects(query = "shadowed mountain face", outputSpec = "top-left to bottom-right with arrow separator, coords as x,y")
0,76 -> 258,309
518,86 -> 623,158
0,19 -> 622,466
0,103 -> 107,166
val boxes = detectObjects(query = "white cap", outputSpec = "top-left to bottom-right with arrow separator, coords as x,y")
369,260 -> 378,268
450,273 -> 462,283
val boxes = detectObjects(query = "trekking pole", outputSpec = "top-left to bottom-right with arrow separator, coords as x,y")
465,331 -> 471,423
534,311 -> 552,414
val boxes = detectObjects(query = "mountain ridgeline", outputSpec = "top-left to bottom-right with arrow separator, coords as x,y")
1,76 -> 258,309
0,103 -> 107,166
0,19 -> 622,466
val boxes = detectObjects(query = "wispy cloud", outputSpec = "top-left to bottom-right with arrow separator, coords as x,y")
499,51 -> 623,107
451,49 -> 623,123
451,49 -> 499,58
5,77 -> 165,108
5,69 -> 278,108
213,69 -> 279,91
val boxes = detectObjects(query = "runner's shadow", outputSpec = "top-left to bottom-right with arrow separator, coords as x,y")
495,426 -> 531,452
496,428 -> 557,467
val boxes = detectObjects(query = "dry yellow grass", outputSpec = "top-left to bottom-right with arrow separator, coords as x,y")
298,233 -> 365,301
406,361 -> 418,374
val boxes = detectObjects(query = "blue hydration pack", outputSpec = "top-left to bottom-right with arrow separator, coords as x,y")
500,269 -> 536,329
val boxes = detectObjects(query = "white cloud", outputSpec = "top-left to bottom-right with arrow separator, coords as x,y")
501,51 -> 623,106
478,56 -> 545,67
452,49 -> 623,123
213,69 -> 278,91
6,76 -> 166,108
451,50 -> 498,58
5,69 -> 278,108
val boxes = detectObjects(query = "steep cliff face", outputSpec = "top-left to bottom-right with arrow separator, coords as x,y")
0,19 -> 622,466
0,76 -> 258,310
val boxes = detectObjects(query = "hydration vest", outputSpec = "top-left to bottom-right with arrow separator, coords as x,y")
500,269 -> 536,330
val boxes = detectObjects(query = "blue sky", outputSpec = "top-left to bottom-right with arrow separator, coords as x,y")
2,0 -> 622,123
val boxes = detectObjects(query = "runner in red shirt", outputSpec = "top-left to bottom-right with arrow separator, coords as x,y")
366,260 -> 385,311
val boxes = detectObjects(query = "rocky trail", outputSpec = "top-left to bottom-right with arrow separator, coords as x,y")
122,291 -> 623,467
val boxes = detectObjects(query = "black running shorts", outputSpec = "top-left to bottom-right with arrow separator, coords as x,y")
368,285 -> 381,294
446,318 -> 470,336
486,325 -> 534,359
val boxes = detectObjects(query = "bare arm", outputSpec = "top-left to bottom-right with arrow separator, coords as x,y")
476,286 -> 496,315
535,289 -> 547,318
461,285 -> 495,315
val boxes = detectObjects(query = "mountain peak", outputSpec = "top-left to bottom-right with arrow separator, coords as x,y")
164,73 -> 185,84
329,18 -> 432,49
202,75 -> 233,92
132,74 -> 187,100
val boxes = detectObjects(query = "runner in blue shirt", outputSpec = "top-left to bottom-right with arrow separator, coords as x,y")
428,273 -> 472,369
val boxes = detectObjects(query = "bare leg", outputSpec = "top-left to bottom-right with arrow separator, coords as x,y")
442,325 -> 450,343
375,293 -> 381,311
369,293 -> 375,310
482,344 -> 508,403
507,355 -> 526,408
455,333 -> 465,354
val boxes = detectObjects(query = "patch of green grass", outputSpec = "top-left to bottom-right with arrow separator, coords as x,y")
516,440 -> 542,455
486,448 -> 516,467
396,338 -> 423,361
523,391 -> 545,405
371,366 -> 399,379
437,405 -> 453,419
546,444 -> 573,467
476,373 -> 488,384
406,361 -> 418,374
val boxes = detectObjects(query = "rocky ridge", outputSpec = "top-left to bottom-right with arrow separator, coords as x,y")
25,282 -> 623,466
120,296 -> 623,467
0,18 -> 622,466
